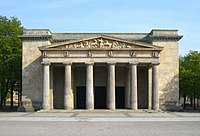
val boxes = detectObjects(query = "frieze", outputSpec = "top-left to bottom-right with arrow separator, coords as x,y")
65,38 -> 134,49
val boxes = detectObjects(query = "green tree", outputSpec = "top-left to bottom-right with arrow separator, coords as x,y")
0,16 -> 23,109
180,51 -> 200,109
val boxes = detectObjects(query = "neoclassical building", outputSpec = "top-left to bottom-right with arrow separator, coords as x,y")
19,29 -> 182,111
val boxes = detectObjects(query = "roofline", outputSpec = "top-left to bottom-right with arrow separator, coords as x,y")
24,29 -> 52,34
150,35 -> 183,41
24,28 -> 179,33
151,29 -> 178,31
52,32 -> 148,35
24,29 -> 51,31
19,35 -> 52,40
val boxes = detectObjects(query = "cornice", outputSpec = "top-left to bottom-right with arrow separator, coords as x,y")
150,35 -> 183,41
19,35 -> 52,40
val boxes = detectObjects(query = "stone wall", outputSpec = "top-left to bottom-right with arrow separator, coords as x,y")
151,30 -> 181,111
22,30 -> 51,110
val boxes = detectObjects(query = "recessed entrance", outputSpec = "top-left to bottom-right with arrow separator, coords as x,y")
53,66 -> 64,109
94,86 -> 106,109
137,66 -> 148,109
76,86 -> 86,109
116,86 -> 125,109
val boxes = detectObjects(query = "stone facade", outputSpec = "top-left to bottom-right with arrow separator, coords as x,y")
19,29 -> 182,111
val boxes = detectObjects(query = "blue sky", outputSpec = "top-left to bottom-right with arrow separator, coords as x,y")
1,0 -> 200,55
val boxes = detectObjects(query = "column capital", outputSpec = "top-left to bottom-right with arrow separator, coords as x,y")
85,62 -> 94,65
129,62 -> 138,65
107,62 -> 116,65
41,61 -> 50,65
151,62 -> 160,66
63,62 -> 72,65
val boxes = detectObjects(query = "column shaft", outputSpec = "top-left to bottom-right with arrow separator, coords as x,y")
50,66 -> 54,110
152,63 -> 159,111
130,63 -> 138,110
148,66 -> 152,110
64,62 -> 72,110
107,63 -> 116,110
86,62 -> 94,110
125,67 -> 130,109
42,62 -> 50,110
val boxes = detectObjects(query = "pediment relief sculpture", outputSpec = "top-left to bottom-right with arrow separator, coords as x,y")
39,36 -> 163,51
65,38 -> 139,49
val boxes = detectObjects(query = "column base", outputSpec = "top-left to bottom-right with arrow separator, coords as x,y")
86,108 -> 94,111
64,94 -> 73,110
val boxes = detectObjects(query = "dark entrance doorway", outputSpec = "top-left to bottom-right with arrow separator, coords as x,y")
76,86 -> 86,109
94,86 -> 106,109
137,66 -> 148,109
116,86 -> 125,109
53,66 -> 64,109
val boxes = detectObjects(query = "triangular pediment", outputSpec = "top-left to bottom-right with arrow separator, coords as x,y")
39,35 -> 162,51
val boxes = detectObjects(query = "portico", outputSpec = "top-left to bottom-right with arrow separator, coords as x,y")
39,36 -> 161,111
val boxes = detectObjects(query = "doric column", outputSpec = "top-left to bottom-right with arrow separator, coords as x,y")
125,66 -> 130,109
107,62 -> 116,110
63,62 -> 73,110
130,62 -> 138,110
50,65 -> 54,110
148,66 -> 152,110
71,66 -> 74,110
152,62 -> 160,111
42,62 -> 50,110
86,62 -> 94,110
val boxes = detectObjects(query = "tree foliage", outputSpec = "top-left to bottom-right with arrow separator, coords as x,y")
180,50 -> 200,109
0,16 -> 23,108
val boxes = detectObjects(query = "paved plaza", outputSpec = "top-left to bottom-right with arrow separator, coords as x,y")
1,111 -> 200,122
0,111 -> 200,136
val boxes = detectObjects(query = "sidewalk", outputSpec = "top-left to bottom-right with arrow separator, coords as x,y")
0,111 -> 200,122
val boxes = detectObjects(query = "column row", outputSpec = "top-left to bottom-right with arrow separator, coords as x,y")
42,62 -> 159,111
123,62 -> 160,111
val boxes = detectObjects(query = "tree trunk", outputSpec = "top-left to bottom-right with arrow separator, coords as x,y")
0,99 -> 2,109
18,80 -> 22,107
10,82 -> 13,108
190,98 -> 193,107
0,90 -> 3,109
0,95 -> 3,109
3,98 -> 6,106
194,91 -> 196,110
183,95 -> 186,109
2,80 -> 10,107
0,81 -> 5,109
18,91 -> 20,106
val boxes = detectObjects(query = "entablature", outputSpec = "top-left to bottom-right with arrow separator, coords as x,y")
41,50 -> 160,58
